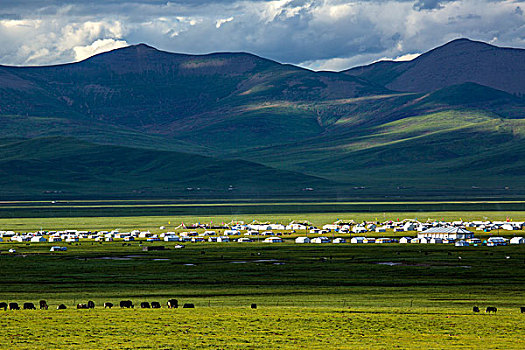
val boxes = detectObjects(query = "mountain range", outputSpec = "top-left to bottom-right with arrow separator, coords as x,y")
0,38 -> 524,199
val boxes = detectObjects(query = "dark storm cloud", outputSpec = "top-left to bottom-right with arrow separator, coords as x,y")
0,0 -> 523,70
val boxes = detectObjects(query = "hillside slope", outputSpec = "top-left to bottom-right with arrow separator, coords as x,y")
0,44 -> 388,151
0,40 -> 525,198
345,39 -> 525,95
0,137 -> 329,198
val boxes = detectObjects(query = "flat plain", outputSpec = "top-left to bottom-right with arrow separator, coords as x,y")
1,201 -> 525,349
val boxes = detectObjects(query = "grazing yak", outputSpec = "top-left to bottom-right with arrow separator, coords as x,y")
182,303 -> 195,308
39,300 -> 48,310
472,306 -> 480,313
23,303 -> 36,310
167,299 -> 178,308
87,301 -> 95,309
520,307 -> 525,313
120,300 -> 134,308
57,304 -> 67,310
151,302 -> 161,309
77,303 -> 89,309
9,303 -> 20,310
486,307 -> 498,313
140,302 -> 151,309
0,302 -> 7,311
251,304 -> 257,309
104,302 -> 114,309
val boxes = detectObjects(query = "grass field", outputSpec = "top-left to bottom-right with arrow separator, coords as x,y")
1,239 -> 525,349
1,212 -> 525,235
2,307 -> 524,349
1,202 -> 525,348
2,200 -> 525,232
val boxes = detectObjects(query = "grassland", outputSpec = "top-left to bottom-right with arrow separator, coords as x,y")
2,200 -> 525,232
1,237 -> 525,348
1,203 -> 525,348
2,307 -> 524,349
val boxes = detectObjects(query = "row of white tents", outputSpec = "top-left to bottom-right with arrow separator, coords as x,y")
294,236 -> 525,245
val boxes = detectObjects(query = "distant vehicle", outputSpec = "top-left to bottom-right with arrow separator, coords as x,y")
50,246 -> 67,252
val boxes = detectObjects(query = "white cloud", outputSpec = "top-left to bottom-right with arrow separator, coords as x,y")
0,0 -> 523,70
73,38 -> 129,61
215,16 -> 233,28
394,53 -> 421,61
0,17 -> 128,65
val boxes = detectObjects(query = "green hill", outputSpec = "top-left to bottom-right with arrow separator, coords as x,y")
0,44 -> 388,152
0,137 -> 329,198
1,40 -> 525,199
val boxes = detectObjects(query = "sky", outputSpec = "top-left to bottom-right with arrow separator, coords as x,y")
0,0 -> 523,71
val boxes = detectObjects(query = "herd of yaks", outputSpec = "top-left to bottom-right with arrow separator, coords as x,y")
0,299 -> 260,310
0,299 -> 200,310
472,306 -> 525,314
1,300 -> 523,313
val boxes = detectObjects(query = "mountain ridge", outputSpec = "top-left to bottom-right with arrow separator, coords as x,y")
1,38 -> 525,198
344,38 -> 525,95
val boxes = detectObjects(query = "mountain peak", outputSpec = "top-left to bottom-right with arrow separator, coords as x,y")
443,38 -> 484,46
117,43 -> 160,53
92,42 -> 164,58
346,38 -> 525,95
423,38 -> 497,56
131,43 -> 155,49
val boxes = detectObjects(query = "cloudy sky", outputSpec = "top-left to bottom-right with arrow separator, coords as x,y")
0,0 -> 523,71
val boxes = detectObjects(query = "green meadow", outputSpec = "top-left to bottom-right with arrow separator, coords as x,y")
2,200 -> 525,232
1,202 -> 525,348
1,239 -> 525,349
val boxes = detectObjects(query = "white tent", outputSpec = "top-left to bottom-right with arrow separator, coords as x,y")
510,237 -> 525,244
418,226 -> 473,240
352,226 -> 367,233
487,237 -> 507,246
295,237 -> 310,244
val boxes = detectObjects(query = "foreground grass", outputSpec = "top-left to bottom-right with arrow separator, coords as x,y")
2,307 -> 524,349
